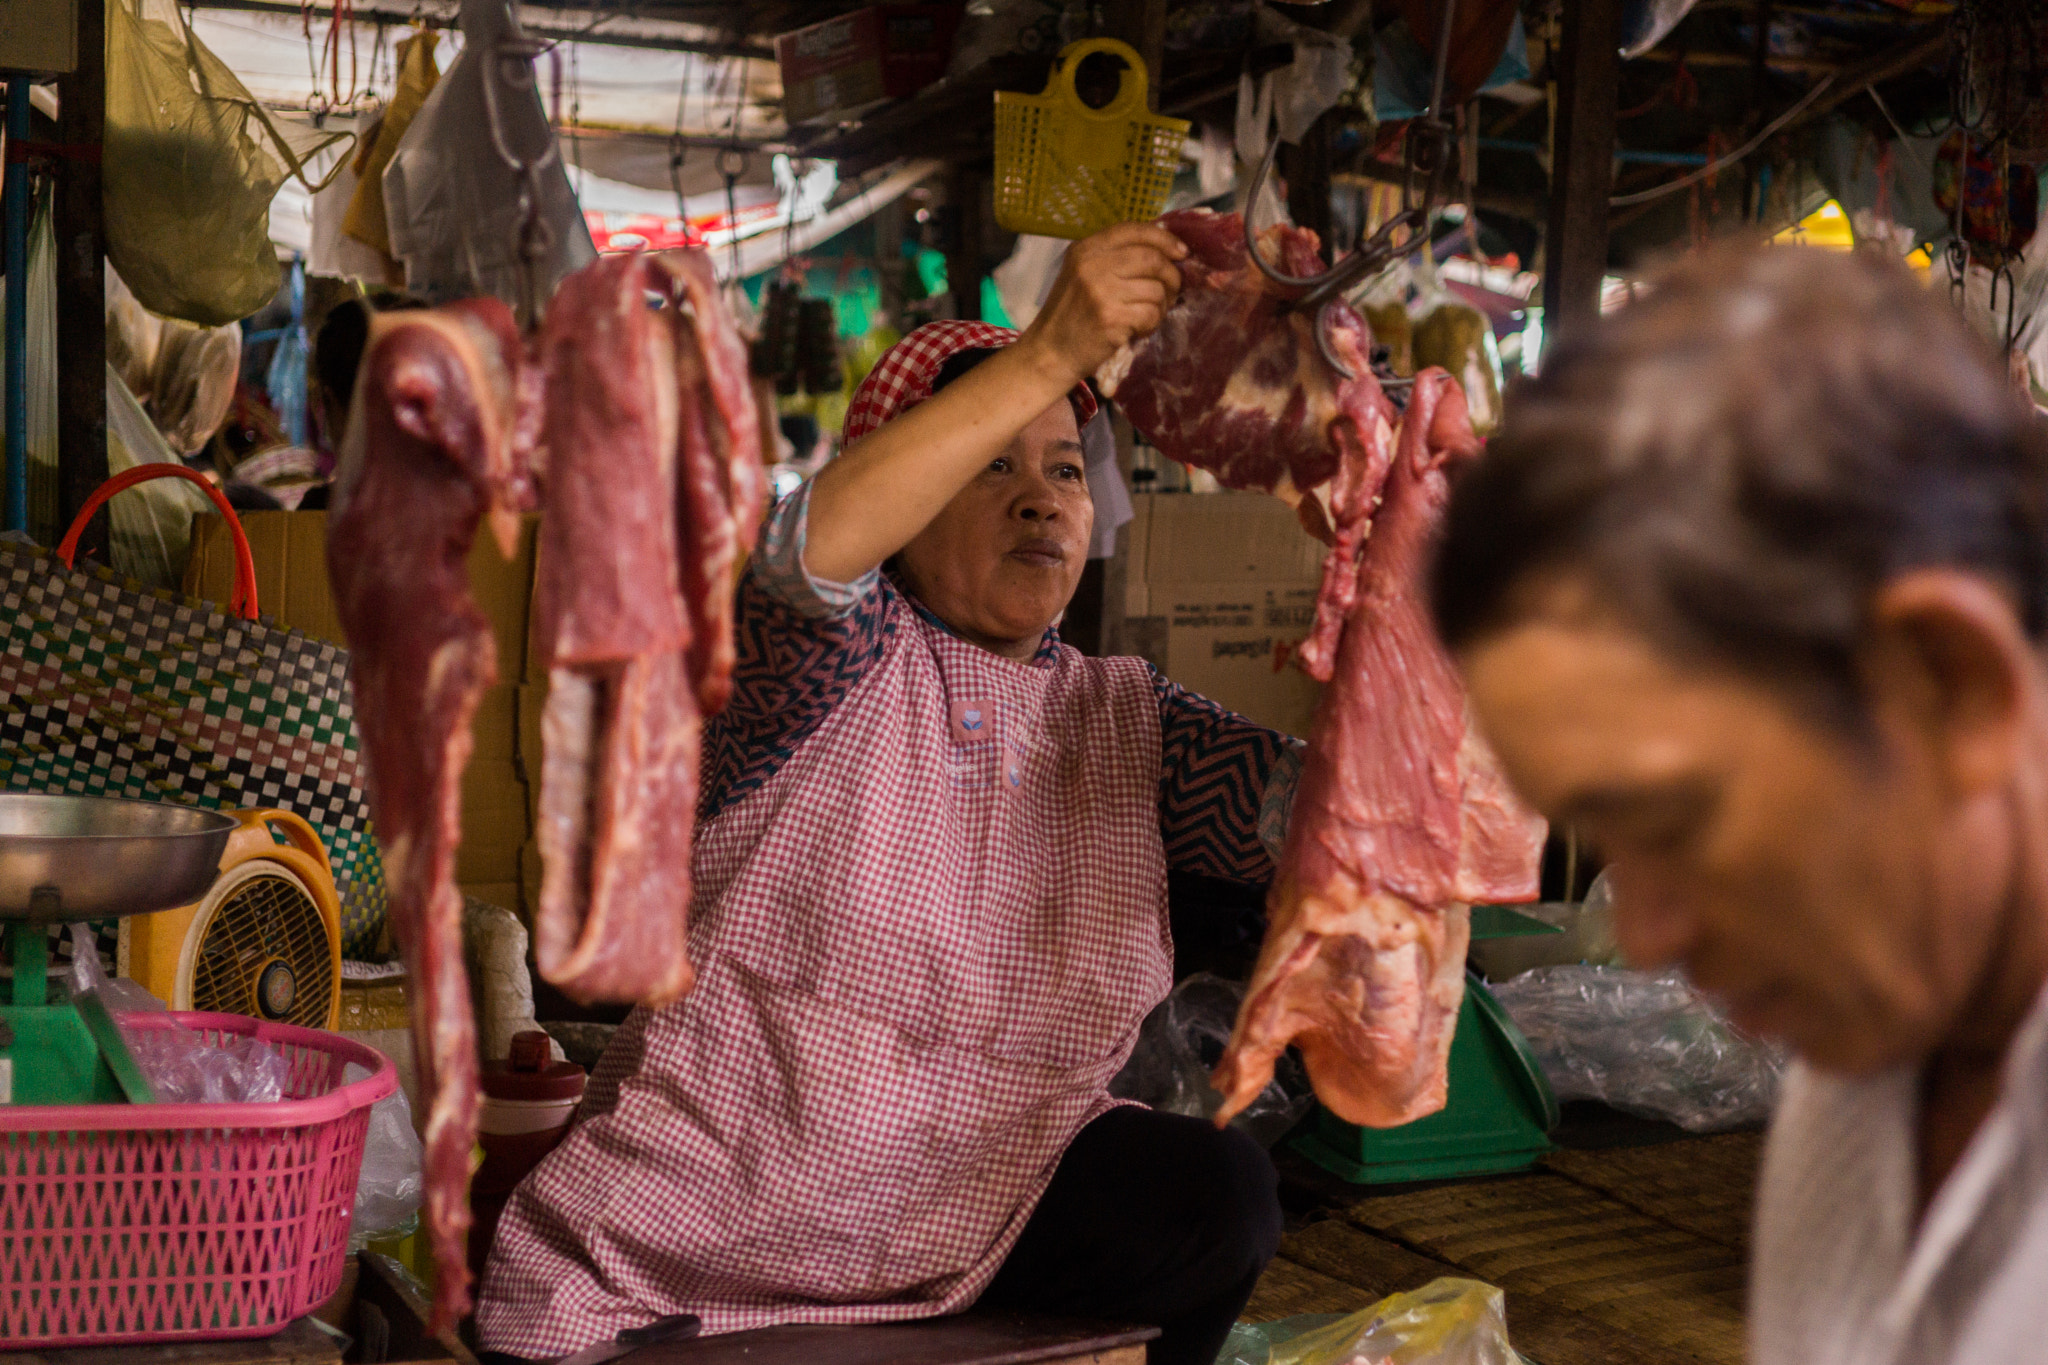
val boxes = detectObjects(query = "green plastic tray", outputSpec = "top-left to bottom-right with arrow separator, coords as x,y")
1289,972 -> 1559,1185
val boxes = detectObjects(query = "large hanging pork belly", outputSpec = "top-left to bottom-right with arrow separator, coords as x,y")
530,251 -> 761,1006
1104,209 -> 1546,1129
330,299 -> 528,1330
332,249 -> 757,1326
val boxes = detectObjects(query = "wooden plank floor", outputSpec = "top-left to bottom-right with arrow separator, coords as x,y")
1244,1132 -> 1764,1365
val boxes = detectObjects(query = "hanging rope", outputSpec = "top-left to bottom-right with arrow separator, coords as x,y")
719,146 -> 747,282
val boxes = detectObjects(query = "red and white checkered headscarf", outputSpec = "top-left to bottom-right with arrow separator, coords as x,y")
841,320 -> 1099,445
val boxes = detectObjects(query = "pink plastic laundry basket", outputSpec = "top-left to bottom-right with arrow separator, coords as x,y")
0,1012 -> 398,1347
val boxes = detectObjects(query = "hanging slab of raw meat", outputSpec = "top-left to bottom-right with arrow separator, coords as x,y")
1210,372 -> 1547,1129
531,250 -> 760,1007
329,300 -> 527,1330
1097,207 -> 1391,540
663,250 -> 767,715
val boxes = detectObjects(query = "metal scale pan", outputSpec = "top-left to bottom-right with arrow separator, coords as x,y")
0,793 -> 237,921
0,795 -> 239,1105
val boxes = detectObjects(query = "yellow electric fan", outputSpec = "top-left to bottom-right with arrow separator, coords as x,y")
120,809 -> 343,1030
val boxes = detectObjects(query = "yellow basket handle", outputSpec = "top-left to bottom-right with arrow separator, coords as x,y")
1049,38 -> 1152,123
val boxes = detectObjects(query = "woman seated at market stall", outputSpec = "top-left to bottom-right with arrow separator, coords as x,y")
1432,241 -> 2048,1365
476,224 -> 1294,1365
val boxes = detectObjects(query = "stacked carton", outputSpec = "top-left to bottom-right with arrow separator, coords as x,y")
184,510 -> 539,920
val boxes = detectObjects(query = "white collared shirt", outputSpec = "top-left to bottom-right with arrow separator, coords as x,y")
1750,983 -> 2048,1364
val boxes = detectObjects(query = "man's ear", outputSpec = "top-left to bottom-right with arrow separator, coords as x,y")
1865,569 -> 2037,797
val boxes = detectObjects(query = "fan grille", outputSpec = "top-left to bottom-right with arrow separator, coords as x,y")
190,871 -> 334,1027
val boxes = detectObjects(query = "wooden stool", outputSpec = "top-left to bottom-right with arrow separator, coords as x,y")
627,1314 -> 1157,1365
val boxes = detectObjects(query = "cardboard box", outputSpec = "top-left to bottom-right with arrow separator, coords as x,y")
184,510 -> 541,681
457,758 -> 528,883
775,5 -> 959,125
1125,492 -> 1327,738
185,510 -> 536,871
516,681 -> 548,828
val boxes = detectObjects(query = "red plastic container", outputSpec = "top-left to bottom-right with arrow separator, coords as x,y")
0,1011 -> 397,1346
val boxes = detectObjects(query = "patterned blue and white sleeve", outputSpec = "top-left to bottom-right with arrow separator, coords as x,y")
750,479 -> 882,620
1152,669 -> 1303,885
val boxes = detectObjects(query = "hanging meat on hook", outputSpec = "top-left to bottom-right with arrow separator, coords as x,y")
1101,194 -> 1544,1130
330,298 -> 530,1332
1097,208 -> 1386,541
331,248 -> 759,1329
531,250 -> 762,1006
1209,372 -> 1546,1129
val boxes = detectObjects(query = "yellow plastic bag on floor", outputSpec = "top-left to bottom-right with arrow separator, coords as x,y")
104,0 -> 349,325
1219,1279 -> 1529,1365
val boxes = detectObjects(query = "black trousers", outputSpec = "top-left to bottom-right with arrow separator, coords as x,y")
481,1107 -> 1282,1365
978,1105 -> 1284,1365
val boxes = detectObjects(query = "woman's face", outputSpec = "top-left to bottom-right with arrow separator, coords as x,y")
895,401 -> 1094,655
1461,577 -> 2021,1076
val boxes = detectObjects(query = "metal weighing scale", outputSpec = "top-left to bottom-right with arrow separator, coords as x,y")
1287,904 -> 1565,1185
0,793 -> 238,1105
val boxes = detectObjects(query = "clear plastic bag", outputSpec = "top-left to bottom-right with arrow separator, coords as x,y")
382,0 -> 595,316
105,0 -> 346,325
347,1061 -> 424,1246
67,924 -> 292,1103
1219,1278 -> 1529,1365
1620,0 -> 1701,59
1111,973 -> 1313,1149
1489,964 -> 1786,1132
105,363 -> 218,588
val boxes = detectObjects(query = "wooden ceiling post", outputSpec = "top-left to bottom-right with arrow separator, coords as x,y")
1101,0 -> 1166,104
1282,115 -> 1336,265
946,163 -> 984,321
55,0 -> 107,559
1541,0 -> 1623,339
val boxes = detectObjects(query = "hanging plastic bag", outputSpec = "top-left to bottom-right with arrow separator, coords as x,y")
105,364 -> 217,587
1354,260 -> 1416,377
104,0 -> 348,326
345,31 -> 440,256
348,1061 -> 425,1246
266,260 -> 311,448
1111,973 -> 1313,1149
1219,1278 -> 1529,1365
68,924 -> 292,1103
106,263 -> 244,458
383,0 -> 596,317
1620,0 -> 1701,59
309,108 -> 402,285
1490,965 -> 1787,1132
105,266 -> 164,403
1409,256 -> 1504,434
0,183 -> 59,543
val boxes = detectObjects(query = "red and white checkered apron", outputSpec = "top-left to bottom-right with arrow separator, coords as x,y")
477,599 -> 1170,1353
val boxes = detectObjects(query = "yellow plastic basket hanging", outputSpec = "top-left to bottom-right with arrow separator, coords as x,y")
993,38 -> 1192,240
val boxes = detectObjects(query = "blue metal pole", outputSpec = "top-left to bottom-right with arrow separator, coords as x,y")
5,77 -> 30,536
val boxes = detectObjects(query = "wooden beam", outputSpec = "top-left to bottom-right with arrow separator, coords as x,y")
185,0 -> 777,58
1333,167 -> 1544,224
1541,0 -> 1623,338
1282,113 -> 1336,264
55,0 -> 107,559
1100,0 -> 1165,104
945,164 -> 984,321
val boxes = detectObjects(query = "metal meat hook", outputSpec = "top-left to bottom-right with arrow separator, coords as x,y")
1239,0 -> 1459,378
482,31 -> 559,326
